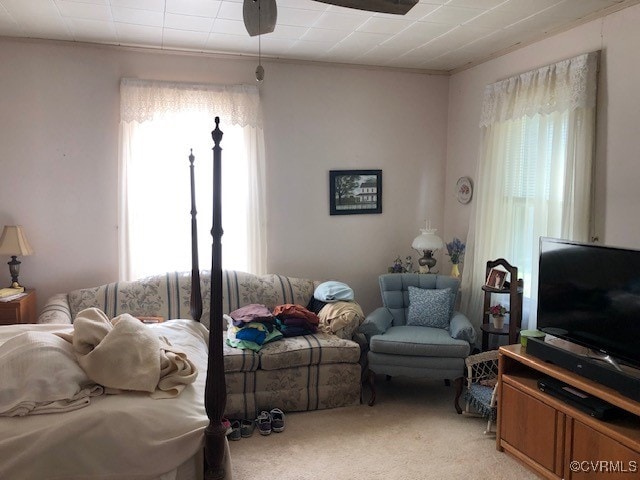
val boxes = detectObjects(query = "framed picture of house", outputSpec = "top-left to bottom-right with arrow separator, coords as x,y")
485,268 -> 507,290
329,170 -> 382,215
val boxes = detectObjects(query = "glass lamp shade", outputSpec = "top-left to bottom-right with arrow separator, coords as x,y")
411,222 -> 443,274
411,230 -> 443,252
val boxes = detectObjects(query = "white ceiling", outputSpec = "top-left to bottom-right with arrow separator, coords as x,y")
1,0 -> 638,73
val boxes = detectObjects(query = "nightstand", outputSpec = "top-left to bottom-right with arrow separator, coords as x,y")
0,289 -> 37,325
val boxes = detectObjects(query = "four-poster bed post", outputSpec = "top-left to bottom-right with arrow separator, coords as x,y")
189,149 -> 203,323
203,117 -> 228,479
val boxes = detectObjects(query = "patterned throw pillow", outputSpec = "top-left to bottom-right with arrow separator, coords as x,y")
407,286 -> 452,329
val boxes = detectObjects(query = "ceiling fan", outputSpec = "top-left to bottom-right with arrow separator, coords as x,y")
243,0 -> 419,37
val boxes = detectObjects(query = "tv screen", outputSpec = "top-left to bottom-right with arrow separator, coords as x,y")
537,237 -> 640,369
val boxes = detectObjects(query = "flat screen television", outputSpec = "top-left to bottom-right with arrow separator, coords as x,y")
537,237 -> 640,370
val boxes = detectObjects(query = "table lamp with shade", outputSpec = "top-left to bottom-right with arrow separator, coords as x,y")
0,225 -> 34,289
411,221 -> 443,274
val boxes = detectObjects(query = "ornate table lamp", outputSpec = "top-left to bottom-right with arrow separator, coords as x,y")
0,225 -> 34,288
411,221 -> 443,274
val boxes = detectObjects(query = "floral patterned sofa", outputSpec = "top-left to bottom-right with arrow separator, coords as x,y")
38,270 -> 363,419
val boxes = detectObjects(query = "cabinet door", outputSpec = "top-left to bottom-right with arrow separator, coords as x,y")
501,383 -> 563,473
566,420 -> 640,479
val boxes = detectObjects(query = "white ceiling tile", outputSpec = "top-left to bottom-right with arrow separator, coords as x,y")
111,6 -> 164,27
395,46 -> 438,64
0,7 -> 22,36
59,0 -> 109,5
419,25 -> 494,53
447,0 -> 507,8
67,17 -> 117,41
356,43 -> 411,59
270,24 -> 309,40
300,27 -> 349,42
286,39 -> 336,58
165,13 -> 214,32
56,1 -> 112,21
206,32 -> 256,54
380,21 -> 452,48
0,0 -> 635,72
217,1 -> 242,21
354,47 -> 398,64
325,4 -> 374,16
110,0 -> 165,11
0,20 -> 22,36
337,30 -> 388,49
385,55 -> 428,69
10,14 -> 73,39
497,0 -> 564,15
162,28 -> 209,49
421,5 -> 486,25
545,0 -> 621,19
463,8 -> 530,28
356,16 -> 413,34
3,0 -> 61,20
314,11 -> 368,31
399,3 -> 441,20
166,0 -> 221,17
276,0 -> 328,11
319,48 -> 359,63
277,7 -> 325,27
115,23 -> 163,45
211,18 -> 247,35
508,12 -> 573,32
257,36 -> 296,55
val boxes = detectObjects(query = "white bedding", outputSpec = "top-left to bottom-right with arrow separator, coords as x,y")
0,320 -> 211,480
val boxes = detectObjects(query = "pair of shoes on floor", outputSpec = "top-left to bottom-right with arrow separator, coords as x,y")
256,408 -> 285,436
226,419 -> 255,440
222,417 -> 232,435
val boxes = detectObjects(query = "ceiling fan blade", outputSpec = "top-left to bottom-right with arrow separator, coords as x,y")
243,0 -> 277,37
312,0 -> 418,15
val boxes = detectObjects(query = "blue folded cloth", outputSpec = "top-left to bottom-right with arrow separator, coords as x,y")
314,281 -> 354,302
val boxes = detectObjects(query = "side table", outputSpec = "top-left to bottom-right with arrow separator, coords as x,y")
0,289 -> 37,325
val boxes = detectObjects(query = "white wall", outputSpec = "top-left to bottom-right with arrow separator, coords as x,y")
262,62 -> 449,313
0,38 -> 448,315
444,3 -> 640,269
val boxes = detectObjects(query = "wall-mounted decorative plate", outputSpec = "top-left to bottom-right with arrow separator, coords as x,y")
456,176 -> 473,204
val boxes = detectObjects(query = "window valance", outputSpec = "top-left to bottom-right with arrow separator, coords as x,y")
479,51 -> 599,127
120,78 -> 263,128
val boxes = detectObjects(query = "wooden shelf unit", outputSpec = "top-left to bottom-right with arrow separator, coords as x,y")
481,258 -> 523,351
497,344 -> 640,479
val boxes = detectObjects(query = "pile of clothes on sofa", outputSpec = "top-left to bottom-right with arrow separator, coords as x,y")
225,281 -> 363,352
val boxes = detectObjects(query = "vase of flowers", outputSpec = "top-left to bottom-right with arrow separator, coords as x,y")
489,304 -> 507,329
446,237 -> 466,278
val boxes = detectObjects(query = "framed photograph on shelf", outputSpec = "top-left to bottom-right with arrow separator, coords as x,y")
329,169 -> 382,215
485,268 -> 507,290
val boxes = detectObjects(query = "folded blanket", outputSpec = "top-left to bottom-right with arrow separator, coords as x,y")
0,330 -> 103,417
318,301 -> 364,339
68,308 -> 198,398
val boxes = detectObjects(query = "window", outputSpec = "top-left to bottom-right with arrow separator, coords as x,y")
119,79 -> 266,281
460,52 -> 599,330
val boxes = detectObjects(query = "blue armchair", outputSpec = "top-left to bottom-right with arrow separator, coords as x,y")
359,274 -> 477,411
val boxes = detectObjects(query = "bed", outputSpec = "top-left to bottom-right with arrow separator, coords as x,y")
0,118 -> 230,480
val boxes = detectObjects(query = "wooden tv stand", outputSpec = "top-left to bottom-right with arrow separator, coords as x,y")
497,344 -> 640,479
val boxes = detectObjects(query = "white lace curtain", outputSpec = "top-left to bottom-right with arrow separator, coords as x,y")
460,51 -> 599,334
118,78 -> 267,280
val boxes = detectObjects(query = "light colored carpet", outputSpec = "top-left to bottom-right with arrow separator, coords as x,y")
229,377 -> 540,480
